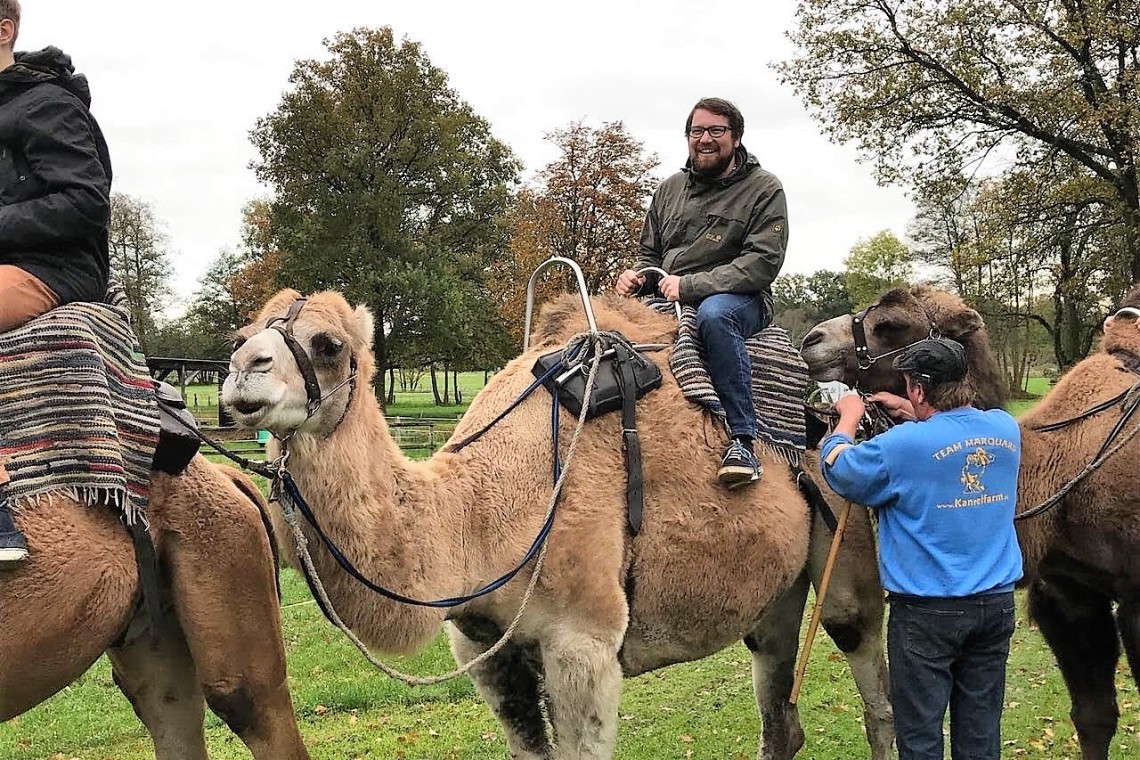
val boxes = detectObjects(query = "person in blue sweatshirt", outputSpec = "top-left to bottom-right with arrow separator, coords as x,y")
819,337 -> 1022,760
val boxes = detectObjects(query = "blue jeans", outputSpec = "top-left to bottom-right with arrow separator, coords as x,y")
887,592 -> 1016,760
695,292 -> 769,440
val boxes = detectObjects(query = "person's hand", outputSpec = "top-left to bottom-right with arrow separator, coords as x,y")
659,274 -> 682,302
615,269 -> 646,297
866,391 -> 916,421
834,393 -> 866,421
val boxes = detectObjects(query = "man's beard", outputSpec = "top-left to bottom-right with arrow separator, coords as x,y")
691,149 -> 734,178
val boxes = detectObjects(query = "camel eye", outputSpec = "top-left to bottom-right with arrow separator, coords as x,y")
872,318 -> 906,336
232,336 -> 247,352
310,333 -> 344,362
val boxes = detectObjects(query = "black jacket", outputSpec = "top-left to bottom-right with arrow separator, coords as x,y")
0,47 -> 111,304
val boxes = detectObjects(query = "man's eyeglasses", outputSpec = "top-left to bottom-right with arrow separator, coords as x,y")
687,125 -> 731,139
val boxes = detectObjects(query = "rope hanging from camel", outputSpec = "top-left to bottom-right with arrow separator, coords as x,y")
277,330 -> 606,686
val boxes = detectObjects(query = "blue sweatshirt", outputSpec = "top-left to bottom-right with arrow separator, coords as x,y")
820,407 -> 1023,597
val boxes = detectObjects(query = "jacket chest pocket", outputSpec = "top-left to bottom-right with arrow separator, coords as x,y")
701,214 -> 746,248
0,145 -> 32,204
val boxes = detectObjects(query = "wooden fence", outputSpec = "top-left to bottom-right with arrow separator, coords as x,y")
197,417 -> 459,463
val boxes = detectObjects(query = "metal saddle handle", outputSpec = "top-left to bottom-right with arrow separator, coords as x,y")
635,266 -> 683,321
523,256 -> 599,352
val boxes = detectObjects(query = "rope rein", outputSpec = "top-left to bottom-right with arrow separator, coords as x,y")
276,330 -> 606,686
1016,382 -> 1140,521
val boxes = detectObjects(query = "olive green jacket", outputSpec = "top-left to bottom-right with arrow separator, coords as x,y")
634,149 -> 788,303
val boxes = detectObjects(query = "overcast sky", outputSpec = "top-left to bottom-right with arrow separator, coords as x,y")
23,0 -> 913,310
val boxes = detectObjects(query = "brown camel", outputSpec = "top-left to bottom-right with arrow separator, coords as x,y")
800,283 -> 1140,760
0,455 -> 311,760
223,288 -> 829,760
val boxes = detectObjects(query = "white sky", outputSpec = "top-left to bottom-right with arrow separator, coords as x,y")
23,0 -> 914,310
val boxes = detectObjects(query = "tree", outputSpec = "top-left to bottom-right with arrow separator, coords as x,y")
492,122 -> 658,347
107,192 -> 173,351
772,270 -> 854,344
843,230 -> 913,308
780,0 -> 1140,280
250,27 -> 520,401
909,161 -> 1128,372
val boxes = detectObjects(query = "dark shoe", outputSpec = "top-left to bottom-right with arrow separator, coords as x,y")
0,528 -> 28,565
718,439 -> 762,489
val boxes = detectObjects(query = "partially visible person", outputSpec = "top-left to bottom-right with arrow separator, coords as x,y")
0,0 -> 113,565
819,337 -> 1023,760
615,97 -> 788,488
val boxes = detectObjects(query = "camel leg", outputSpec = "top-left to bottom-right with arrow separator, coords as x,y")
0,500 -> 137,720
744,570 -> 808,760
449,619 -> 552,759
108,620 -> 209,760
539,624 -> 623,759
1028,578 -> 1118,760
1115,597 -> 1140,693
151,463 -> 309,760
808,508 -> 894,760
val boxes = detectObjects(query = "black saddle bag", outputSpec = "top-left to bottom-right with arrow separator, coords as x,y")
531,334 -> 662,420
152,381 -> 201,474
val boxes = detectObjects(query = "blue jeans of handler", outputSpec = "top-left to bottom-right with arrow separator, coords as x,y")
695,292 -> 769,441
887,592 -> 1016,760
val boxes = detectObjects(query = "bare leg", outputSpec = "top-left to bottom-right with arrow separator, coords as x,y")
109,619 -> 209,760
744,571 -> 808,760
1029,577 -> 1118,760
449,619 -> 552,759
540,626 -> 623,759
151,460 -> 310,760
0,499 -> 136,720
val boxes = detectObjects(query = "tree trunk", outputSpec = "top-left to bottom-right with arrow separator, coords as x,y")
453,369 -> 462,405
374,314 -> 389,411
429,364 -> 442,406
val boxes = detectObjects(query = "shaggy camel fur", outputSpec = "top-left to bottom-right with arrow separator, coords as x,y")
224,288 -> 825,760
800,284 -> 1140,760
0,456 -> 310,760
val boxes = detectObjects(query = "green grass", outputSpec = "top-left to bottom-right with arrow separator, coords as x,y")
1006,376 -> 1051,419
4,578 -> 1137,759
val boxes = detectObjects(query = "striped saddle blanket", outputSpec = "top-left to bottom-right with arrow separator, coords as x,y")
647,299 -> 809,465
0,299 -> 160,524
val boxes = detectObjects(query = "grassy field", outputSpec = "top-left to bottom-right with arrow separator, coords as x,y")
7,372 -> 1138,759
4,573 -> 1137,759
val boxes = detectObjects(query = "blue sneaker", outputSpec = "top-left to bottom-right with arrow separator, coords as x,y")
0,528 -> 28,565
718,439 -> 761,489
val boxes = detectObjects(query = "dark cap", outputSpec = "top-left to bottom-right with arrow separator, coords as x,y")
892,338 -> 968,385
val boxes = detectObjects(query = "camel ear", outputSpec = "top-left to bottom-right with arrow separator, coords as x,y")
351,305 -> 376,347
941,306 -> 984,340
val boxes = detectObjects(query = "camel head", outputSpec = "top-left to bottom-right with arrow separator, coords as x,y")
800,284 -> 1008,410
1101,282 -> 1140,357
222,289 -> 376,437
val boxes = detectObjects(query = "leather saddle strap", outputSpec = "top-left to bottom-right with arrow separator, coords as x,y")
615,343 -> 644,535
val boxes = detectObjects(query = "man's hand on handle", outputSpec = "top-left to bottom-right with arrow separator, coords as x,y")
615,269 -> 646,297
657,275 -> 681,302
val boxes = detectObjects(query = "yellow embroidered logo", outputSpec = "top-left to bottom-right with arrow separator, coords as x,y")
705,232 -> 723,243
772,223 -> 784,233
960,447 -> 995,493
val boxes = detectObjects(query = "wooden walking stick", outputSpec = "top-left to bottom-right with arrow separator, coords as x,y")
789,498 -> 853,705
